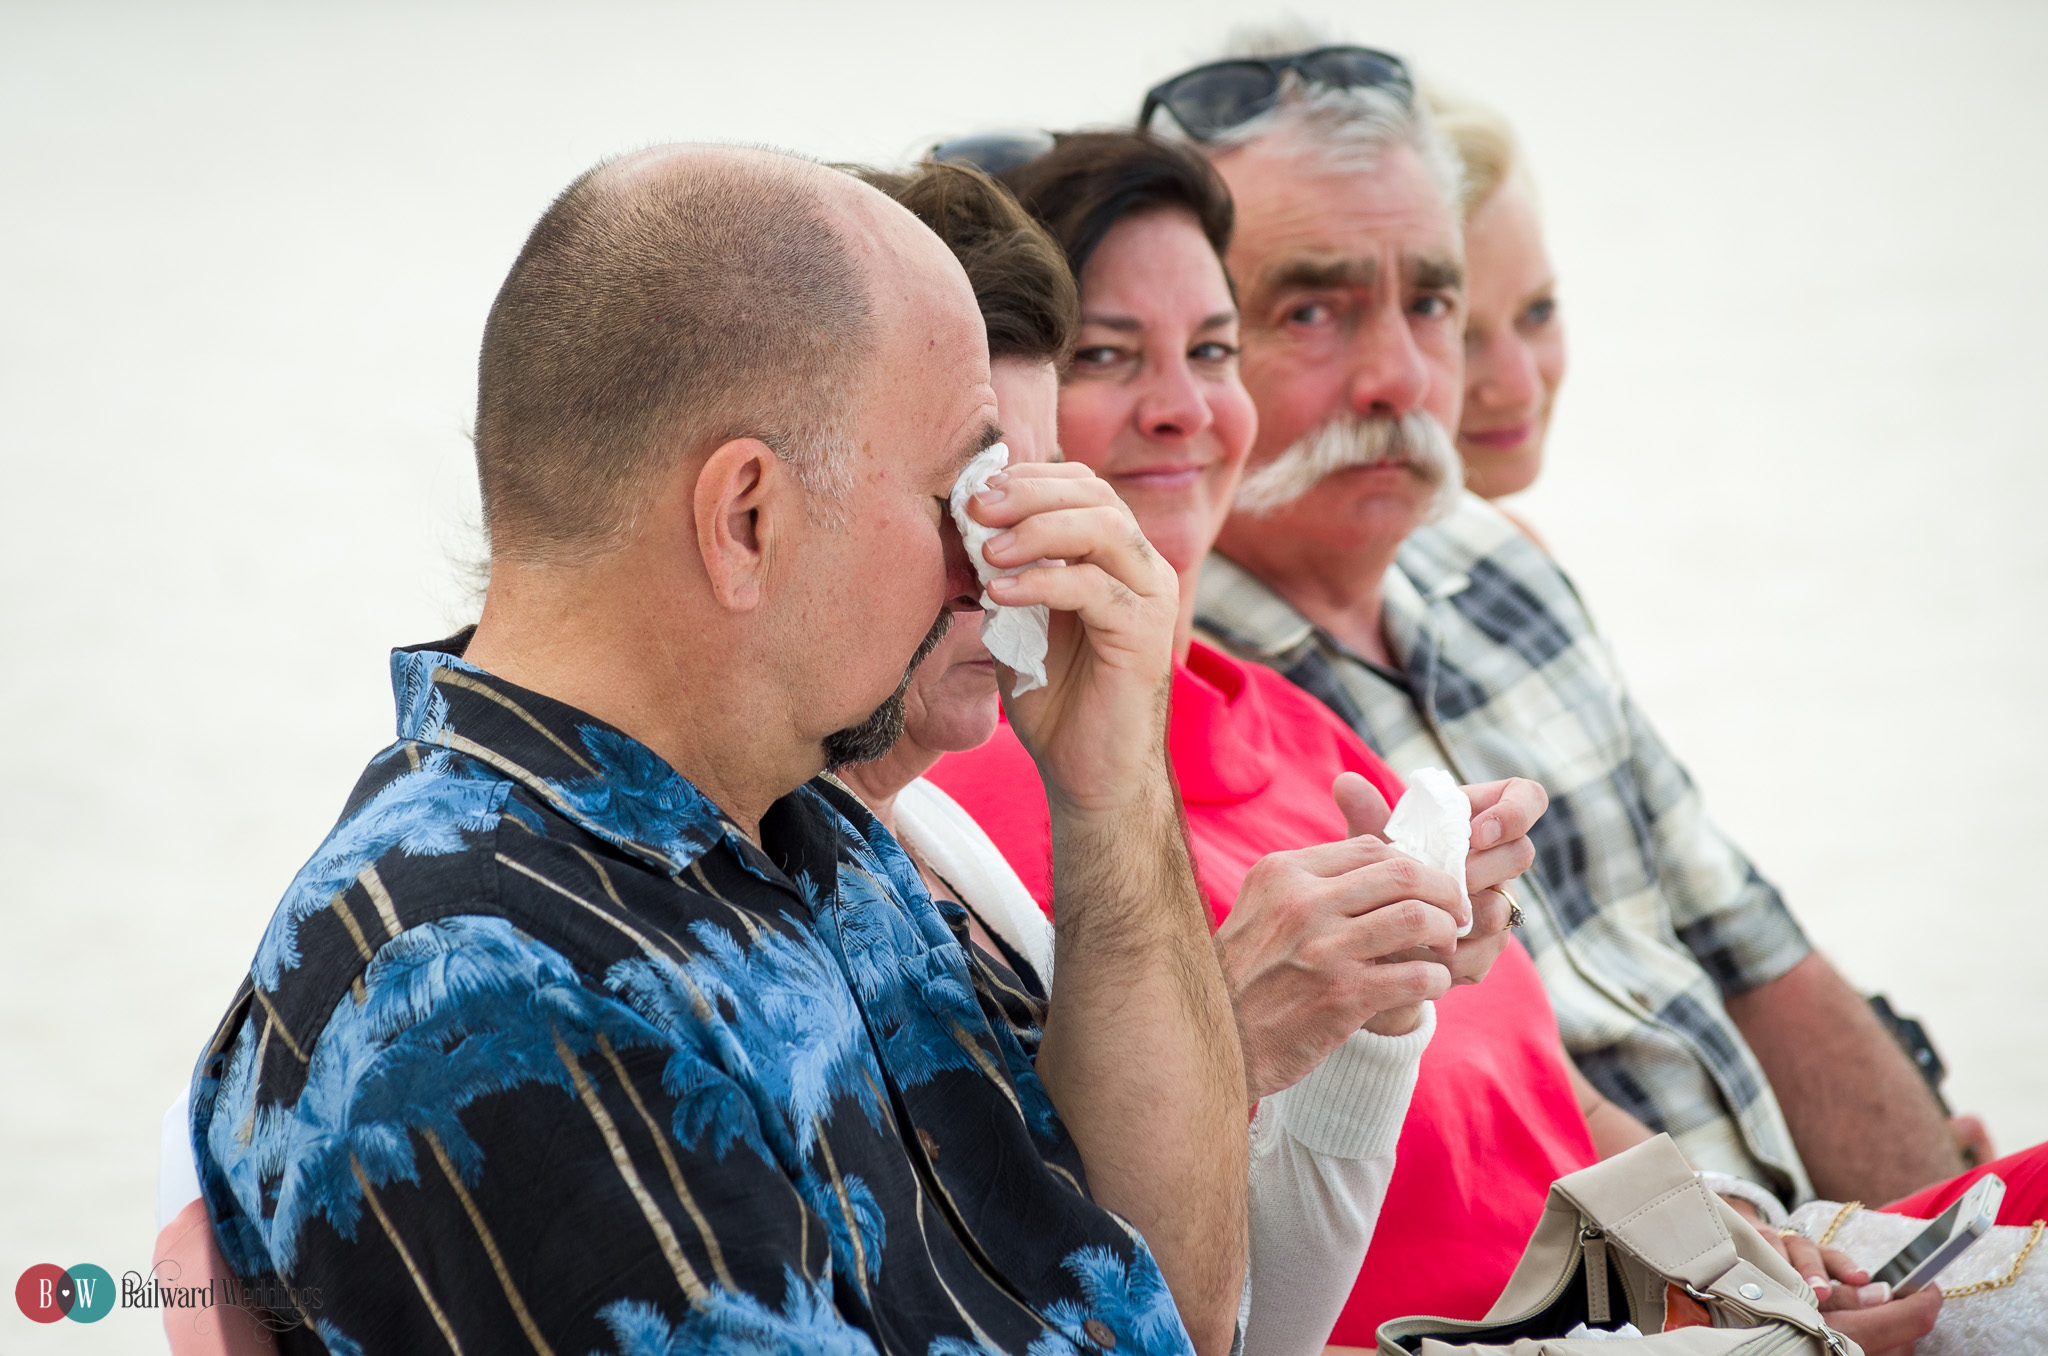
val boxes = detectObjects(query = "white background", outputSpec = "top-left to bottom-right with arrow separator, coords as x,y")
3,2 -> 2043,1348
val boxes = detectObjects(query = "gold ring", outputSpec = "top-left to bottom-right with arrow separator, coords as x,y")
1778,1228 -> 1807,1241
1489,885 -> 1524,929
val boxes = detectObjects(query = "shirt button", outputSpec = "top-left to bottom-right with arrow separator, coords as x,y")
1629,989 -> 1652,1010
916,1127 -> 940,1161
1083,1318 -> 1117,1348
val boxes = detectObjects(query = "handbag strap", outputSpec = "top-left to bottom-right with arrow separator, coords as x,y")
1549,1138 -> 1854,1353
1549,1137 -> 1738,1290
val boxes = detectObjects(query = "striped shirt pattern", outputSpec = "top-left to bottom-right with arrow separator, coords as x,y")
1196,494 -> 1814,1205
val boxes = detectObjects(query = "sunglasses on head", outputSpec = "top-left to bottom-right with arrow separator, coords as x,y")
928,129 -> 1059,177
1138,46 -> 1413,143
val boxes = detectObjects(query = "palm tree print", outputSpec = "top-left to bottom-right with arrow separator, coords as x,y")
590,1267 -> 878,1356
608,916 -> 883,1166
254,755 -> 522,989
231,918 -> 667,1273
1031,1245 -> 1183,1356
193,642 -> 1200,1356
551,724 -> 729,869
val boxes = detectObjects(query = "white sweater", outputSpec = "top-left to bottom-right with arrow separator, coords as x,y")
893,777 -> 1433,1356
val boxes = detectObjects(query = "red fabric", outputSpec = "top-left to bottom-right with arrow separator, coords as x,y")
932,642 -> 1404,924
929,640 -> 1597,1343
1333,943 -> 1594,1339
1884,1141 -> 2048,1225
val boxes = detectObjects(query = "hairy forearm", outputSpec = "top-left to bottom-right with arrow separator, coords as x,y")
1725,951 -> 1961,1203
1036,772 -> 1248,1355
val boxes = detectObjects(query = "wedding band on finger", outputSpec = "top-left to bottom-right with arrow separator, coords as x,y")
1488,885 -> 1525,929
1778,1228 -> 1808,1241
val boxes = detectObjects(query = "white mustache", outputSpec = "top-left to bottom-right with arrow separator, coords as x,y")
1233,411 -> 1464,523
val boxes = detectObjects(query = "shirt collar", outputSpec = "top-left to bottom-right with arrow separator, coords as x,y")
1197,550 -> 1431,683
1378,564 -> 1430,672
390,630 -> 745,878
1194,553 -> 1317,659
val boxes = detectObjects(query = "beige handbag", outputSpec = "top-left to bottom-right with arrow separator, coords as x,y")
1376,1136 -> 1860,1355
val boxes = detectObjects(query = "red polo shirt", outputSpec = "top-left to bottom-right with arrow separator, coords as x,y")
930,639 -> 1596,1343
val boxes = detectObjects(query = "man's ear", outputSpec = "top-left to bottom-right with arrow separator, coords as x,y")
694,437 -> 785,611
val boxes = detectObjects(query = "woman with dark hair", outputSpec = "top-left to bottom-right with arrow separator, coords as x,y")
919,133 -> 1578,1353
839,148 -> 1536,1356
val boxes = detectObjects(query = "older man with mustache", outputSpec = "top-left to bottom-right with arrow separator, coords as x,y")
1155,37 -> 1957,1353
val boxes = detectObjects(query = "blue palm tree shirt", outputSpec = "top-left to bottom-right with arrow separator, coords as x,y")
190,634 -> 1192,1356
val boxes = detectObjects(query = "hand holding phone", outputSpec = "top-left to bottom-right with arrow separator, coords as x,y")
1871,1173 -> 2004,1296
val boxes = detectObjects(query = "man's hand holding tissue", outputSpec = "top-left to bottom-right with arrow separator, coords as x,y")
963,460 -> 1179,811
962,460 -> 1247,1356
1370,775 -> 1545,990
1216,772 -> 1547,1104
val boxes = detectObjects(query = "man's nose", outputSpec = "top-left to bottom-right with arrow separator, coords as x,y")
1345,304 -> 1430,419
940,512 -> 984,613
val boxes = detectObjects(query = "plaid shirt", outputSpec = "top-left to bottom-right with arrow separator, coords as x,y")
1196,494 -> 1814,1205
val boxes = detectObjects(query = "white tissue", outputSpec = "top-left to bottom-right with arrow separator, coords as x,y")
949,443 -> 1050,696
1563,1323 -> 1644,1341
1383,767 -> 1473,938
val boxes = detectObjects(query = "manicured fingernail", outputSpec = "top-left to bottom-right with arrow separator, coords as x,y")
1474,817 -> 1501,848
1804,1275 -> 1830,1293
986,530 -> 1016,554
1856,1282 -> 1890,1305
974,488 -> 1007,507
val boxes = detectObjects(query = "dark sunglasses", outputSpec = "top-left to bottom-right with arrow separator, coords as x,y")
928,129 -> 1058,177
1138,46 -> 1412,143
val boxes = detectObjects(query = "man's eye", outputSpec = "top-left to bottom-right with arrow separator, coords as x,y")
1412,295 -> 1453,319
1284,302 -> 1329,326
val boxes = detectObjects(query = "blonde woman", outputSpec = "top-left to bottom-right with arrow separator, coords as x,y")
1431,96 -> 1565,508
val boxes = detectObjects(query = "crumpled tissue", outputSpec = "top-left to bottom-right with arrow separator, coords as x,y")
1383,766 -> 1473,938
949,443 -> 1050,696
1563,1323 -> 1644,1341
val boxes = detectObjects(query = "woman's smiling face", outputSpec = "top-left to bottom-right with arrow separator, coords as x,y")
1457,178 -> 1566,499
1055,209 -> 1258,577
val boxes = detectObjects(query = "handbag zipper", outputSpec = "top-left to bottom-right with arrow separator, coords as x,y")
1581,1227 -> 1611,1325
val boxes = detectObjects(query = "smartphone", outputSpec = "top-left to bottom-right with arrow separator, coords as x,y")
1870,1174 -> 2004,1296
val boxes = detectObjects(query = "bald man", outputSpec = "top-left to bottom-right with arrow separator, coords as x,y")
188,147 -> 1245,1356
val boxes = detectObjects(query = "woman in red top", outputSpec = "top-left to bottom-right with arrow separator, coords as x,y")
927,132 -> 1590,1347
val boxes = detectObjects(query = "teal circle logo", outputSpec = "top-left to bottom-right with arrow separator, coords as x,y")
63,1263 -> 116,1322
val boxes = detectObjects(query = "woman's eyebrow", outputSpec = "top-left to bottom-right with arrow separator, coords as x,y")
1078,313 -> 1143,333
1196,310 -> 1238,331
